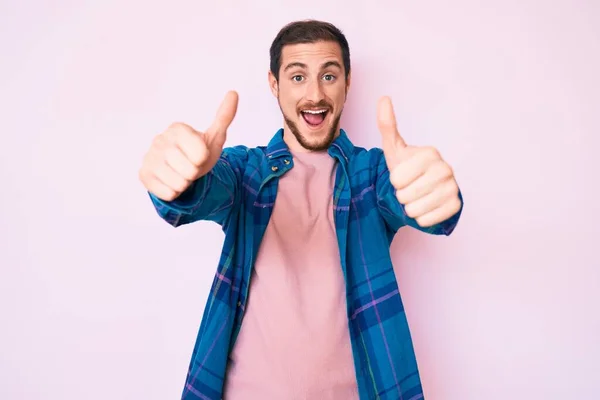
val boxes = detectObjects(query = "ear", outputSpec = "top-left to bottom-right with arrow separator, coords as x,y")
268,70 -> 279,98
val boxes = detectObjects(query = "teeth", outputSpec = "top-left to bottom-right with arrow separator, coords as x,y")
303,109 -> 327,114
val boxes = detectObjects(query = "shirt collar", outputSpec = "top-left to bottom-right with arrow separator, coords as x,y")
265,128 -> 355,164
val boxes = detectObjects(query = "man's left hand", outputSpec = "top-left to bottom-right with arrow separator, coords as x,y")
378,96 -> 461,228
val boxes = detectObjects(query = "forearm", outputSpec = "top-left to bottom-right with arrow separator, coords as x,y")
149,147 -> 246,227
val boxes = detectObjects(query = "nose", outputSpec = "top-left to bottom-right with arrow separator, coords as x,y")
305,78 -> 325,103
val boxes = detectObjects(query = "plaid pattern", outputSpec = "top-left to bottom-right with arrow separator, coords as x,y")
149,129 -> 463,400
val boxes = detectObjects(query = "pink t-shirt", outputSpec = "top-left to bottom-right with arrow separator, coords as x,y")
223,150 -> 359,399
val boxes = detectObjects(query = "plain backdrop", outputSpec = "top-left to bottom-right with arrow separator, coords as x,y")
1,1 -> 599,399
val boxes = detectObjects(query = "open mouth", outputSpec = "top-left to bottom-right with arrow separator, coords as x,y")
301,108 -> 329,128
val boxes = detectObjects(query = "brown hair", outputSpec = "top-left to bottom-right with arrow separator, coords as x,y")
269,20 -> 351,81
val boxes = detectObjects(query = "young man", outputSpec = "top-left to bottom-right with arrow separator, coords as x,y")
139,20 -> 463,400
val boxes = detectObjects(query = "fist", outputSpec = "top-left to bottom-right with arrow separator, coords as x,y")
377,96 -> 461,228
139,91 -> 238,201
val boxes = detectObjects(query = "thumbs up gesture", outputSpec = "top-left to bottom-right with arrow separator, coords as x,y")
378,96 -> 461,228
139,91 -> 239,201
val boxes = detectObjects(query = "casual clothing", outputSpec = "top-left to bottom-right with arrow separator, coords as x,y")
149,129 -> 463,400
223,150 -> 358,399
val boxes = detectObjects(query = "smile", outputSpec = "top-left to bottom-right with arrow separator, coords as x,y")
301,108 -> 329,128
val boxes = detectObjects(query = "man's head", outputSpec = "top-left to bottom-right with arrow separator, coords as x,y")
268,20 -> 351,152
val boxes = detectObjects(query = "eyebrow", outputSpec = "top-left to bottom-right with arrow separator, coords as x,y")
283,60 -> 343,72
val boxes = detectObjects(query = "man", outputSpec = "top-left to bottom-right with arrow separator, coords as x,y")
139,20 -> 463,400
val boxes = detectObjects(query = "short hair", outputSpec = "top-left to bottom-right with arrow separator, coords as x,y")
269,19 -> 351,81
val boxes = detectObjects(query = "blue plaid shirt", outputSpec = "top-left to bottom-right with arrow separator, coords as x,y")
149,128 -> 463,400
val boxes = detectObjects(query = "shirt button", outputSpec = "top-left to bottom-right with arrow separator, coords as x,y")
283,159 -> 290,165
271,165 -> 278,172
237,301 -> 241,307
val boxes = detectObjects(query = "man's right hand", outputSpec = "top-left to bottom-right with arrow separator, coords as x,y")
139,91 -> 239,201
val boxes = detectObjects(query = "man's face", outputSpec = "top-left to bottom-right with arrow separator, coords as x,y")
269,40 -> 350,151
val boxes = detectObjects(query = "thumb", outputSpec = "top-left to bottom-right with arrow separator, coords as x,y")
377,96 -> 407,161
207,90 -> 239,146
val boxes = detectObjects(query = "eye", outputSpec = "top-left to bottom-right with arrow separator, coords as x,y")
292,75 -> 304,82
323,74 -> 336,82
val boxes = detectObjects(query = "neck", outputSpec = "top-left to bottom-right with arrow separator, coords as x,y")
282,127 -> 308,153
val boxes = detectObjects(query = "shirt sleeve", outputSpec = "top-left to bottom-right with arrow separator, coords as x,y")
374,149 -> 464,236
148,145 -> 248,228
